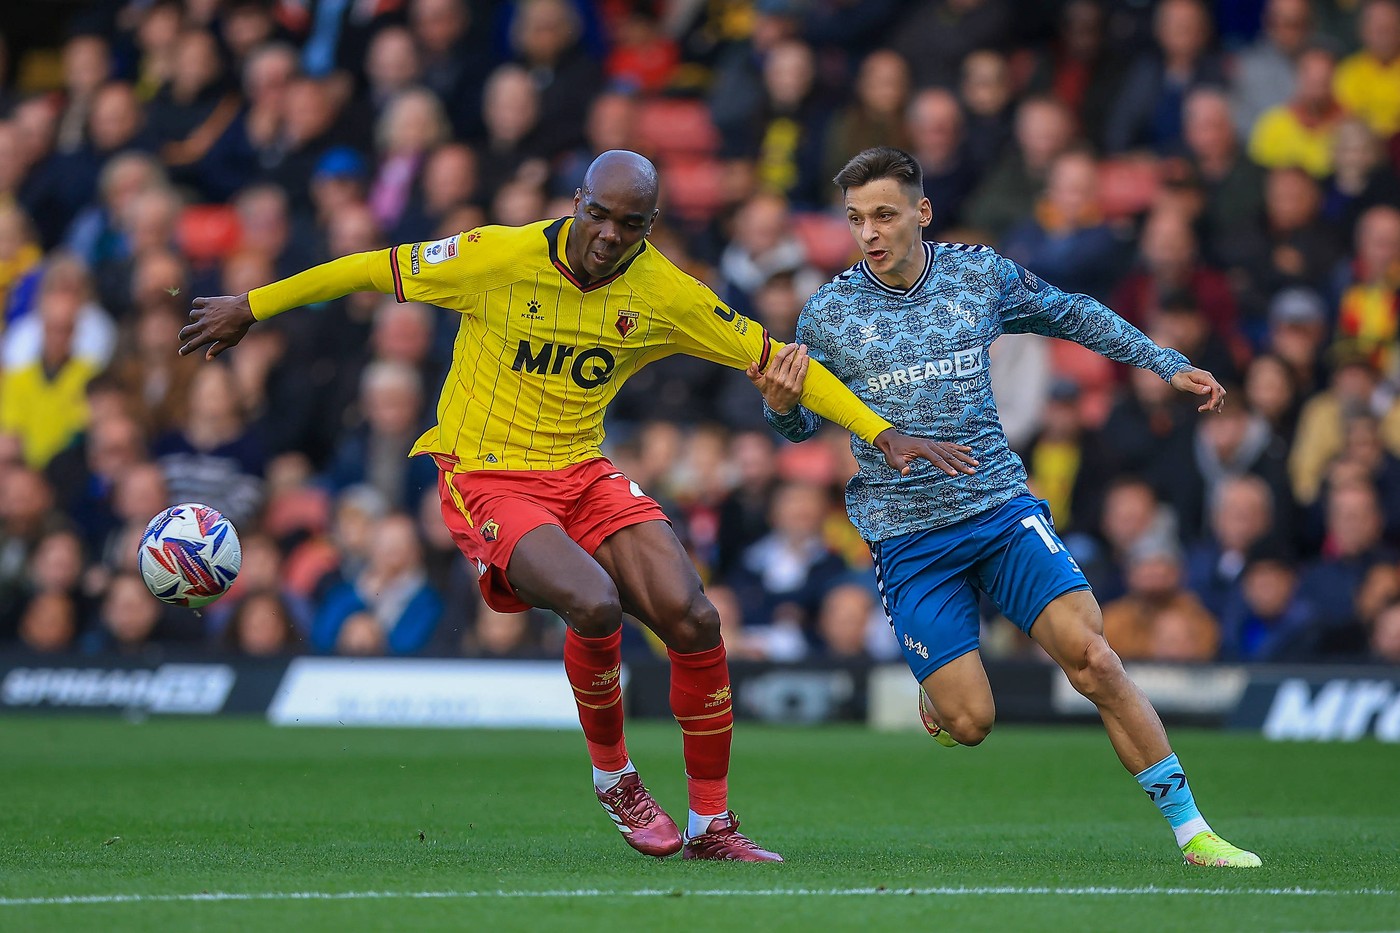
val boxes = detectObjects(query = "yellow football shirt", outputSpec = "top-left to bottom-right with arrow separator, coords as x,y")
249,218 -> 893,471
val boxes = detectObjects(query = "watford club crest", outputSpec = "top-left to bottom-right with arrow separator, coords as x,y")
615,308 -> 639,337
480,519 -> 500,542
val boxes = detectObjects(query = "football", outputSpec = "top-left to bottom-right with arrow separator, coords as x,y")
137,503 -> 243,608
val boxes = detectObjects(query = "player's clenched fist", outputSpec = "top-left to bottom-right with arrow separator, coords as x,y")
747,343 -> 978,478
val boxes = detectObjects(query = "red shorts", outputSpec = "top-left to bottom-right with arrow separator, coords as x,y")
436,456 -> 670,613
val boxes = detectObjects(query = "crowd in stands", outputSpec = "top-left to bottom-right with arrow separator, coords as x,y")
1,0 -> 1399,668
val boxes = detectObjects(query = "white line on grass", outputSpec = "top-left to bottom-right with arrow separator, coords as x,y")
1,886 -> 1395,907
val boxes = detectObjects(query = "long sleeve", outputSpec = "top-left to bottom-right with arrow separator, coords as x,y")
761,310 -> 825,442
997,256 -> 1191,381
248,250 -> 395,320
667,283 -> 892,444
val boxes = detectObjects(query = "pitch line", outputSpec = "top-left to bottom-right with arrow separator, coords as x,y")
0,886 -> 1394,907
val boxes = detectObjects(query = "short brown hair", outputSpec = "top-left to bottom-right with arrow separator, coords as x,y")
833,146 -> 923,198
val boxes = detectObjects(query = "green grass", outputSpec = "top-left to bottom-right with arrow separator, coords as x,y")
0,718 -> 1396,932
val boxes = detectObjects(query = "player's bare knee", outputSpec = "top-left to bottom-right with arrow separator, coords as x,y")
1068,635 -> 1125,702
562,583 -> 623,638
668,593 -> 721,653
947,714 -> 993,746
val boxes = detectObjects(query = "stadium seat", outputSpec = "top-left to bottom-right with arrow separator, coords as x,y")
635,97 -> 721,161
660,156 -> 725,222
176,204 -> 242,264
1097,157 -> 1161,221
792,212 -> 859,274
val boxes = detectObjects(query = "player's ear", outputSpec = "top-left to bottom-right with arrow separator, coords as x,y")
917,197 -> 932,228
647,208 -> 659,235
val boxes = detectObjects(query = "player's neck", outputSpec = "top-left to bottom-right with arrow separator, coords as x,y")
871,243 -> 929,291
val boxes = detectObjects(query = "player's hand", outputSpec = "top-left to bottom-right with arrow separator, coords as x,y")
874,429 -> 978,478
746,341 -> 809,414
179,294 -> 256,360
1169,366 -> 1226,413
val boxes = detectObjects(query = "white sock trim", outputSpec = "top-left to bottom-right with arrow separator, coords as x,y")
687,809 -> 726,839
1174,815 -> 1211,848
592,760 -> 636,793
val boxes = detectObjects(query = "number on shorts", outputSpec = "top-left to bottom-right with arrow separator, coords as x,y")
1020,514 -> 1061,553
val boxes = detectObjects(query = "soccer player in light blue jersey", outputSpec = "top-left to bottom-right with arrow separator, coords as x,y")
748,146 -> 1261,868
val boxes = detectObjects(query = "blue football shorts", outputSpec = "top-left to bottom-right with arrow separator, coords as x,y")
869,494 -> 1092,682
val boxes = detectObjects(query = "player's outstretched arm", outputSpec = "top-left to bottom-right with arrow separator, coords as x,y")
1168,366 -> 1227,413
179,250 -> 398,360
750,343 -> 978,478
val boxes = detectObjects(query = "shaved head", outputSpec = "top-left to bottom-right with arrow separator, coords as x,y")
582,149 -> 658,210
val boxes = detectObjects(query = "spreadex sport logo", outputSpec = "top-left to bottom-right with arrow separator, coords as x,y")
866,347 -> 985,392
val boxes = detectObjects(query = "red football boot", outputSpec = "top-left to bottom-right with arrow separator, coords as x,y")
681,811 -> 784,862
595,773 -> 683,858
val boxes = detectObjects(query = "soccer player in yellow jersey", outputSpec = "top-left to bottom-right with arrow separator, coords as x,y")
180,150 -> 977,862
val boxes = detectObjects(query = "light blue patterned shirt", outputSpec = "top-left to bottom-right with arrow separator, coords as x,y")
765,242 -> 1192,543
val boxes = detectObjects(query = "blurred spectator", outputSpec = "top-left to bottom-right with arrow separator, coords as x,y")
224,589 -> 304,656
462,601 -> 545,658
369,88 -> 450,233
0,273 -> 103,469
715,430 -> 780,579
1073,475 -> 1176,603
1001,149 -> 1123,300
551,91 -> 637,199
1249,46 -> 1342,179
717,192 -> 821,317
80,572 -> 194,655
1025,0 -> 1118,144
1264,286 -> 1329,395
1231,0 -> 1315,134
822,49 -> 911,186
508,0 -> 602,159
1149,291 -> 1241,388
63,151 -> 168,270
3,255 -> 116,372
706,0 -> 804,145
726,481 -> 847,640
1296,482 -> 1398,651
324,360 -> 437,511
1289,351 -> 1400,506
146,28 -> 240,198
312,512 -> 442,655
1227,169 -> 1343,316
1185,475 -> 1277,619
44,407 -> 146,555
1098,367 -> 1197,516
1243,352 -> 1303,447
410,0 -> 495,140
1369,598 -> 1400,662
816,580 -> 890,660
1017,378 -> 1113,536
55,34 -> 113,156
152,361 -> 265,528
726,38 -> 830,208
1309,414 -> 1400,545
261,77 -> 351,212
890,0 -> 1011,90
1217,541 -> 1319,661
1104,0 -> 1226,154
1321,119 -> 1400,251
16,592 -> 78,653
0,467 -> 63,631
1334,205 -> 1400,376
906,88 -> 977,236
1177,390 -> 1294,544
1111,207 -> 1240,351
309,146 -> 371,229
477,64 -> 549,198
958,49 -> 1014,173
1101,535 -> 1220,661
1178,88 -> 1265,263
1331,0 -> 1400,139
363,26 -> 423,117
394,142 -> 479,242
130,0 -> 182,101
284,483 -> 387,601
966,95 -> 1077,242
0,205 -> 43,322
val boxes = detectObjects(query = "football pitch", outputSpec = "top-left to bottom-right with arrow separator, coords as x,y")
1,719 -> 1396,932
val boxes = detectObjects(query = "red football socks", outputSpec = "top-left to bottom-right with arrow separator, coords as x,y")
564,627 -> 628,771
669,643 -> 733,817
